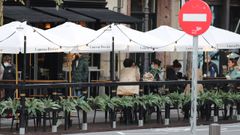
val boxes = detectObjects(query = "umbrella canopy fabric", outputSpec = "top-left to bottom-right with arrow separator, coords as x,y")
0,21 -> 69,54
175,34 -> 216,51
46,22 -> 98,53
146,25 -> 216,52
202,26 -> 240,49
87,23 -> 171,52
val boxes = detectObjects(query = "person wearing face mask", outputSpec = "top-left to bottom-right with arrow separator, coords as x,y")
2,55 -> 16,99
150,59 -> 164,81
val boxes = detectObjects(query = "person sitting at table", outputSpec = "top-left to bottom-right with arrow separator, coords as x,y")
117,58 -> 140,96
202,55 -> 218,77
150,59 -> 164,81
146,59 -> 165,94
226,52 -> 240,80
223,52 -> 240,119
166,59 -> 184,93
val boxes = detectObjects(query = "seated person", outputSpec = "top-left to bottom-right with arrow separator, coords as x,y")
146,59 -> 165,94
149,59 -> 164,81
226,52 -> 240,80
166,59 -> 184,93
223,52 -> 240,119
117,58 -> 140,96
202,55 -> 218,77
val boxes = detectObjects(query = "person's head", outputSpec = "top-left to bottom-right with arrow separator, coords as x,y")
74,53 -> 81,59
152,59 -> 161,69
173,59 -> 182,71
3,55 -> 12,63
227,52 -> 239,68
228,59 -> 238,68
123,58 -> 133,68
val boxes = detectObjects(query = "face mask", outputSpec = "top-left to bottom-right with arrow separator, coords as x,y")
3,62 -> 10,67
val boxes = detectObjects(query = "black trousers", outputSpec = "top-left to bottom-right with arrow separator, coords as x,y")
4,88 -> 15,99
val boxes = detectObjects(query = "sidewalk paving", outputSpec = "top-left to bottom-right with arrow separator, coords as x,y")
0,109 -> 239,134
66,123 -> 240,135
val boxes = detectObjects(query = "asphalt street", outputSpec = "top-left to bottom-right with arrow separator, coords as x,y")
66,123 -> 240,135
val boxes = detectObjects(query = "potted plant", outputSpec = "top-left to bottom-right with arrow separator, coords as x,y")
75,96 -> 92,112
60,97 -> 77,113
25,98 -> 44,117
0,98 -> 20,117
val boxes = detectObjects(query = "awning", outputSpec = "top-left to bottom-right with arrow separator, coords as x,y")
4,6 -> 64,23
33,7 -> 95,22
67,8 -> 142,24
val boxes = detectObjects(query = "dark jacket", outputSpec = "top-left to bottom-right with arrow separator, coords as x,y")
72,56 -> 89,82
166,66 -> 178,80
2,64 -> 16,80
202,61 -> 218,77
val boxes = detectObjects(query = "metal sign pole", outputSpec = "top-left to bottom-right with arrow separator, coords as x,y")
191,36 -> 198,135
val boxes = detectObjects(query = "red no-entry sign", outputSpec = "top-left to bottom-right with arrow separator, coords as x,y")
178,0 -> 212,36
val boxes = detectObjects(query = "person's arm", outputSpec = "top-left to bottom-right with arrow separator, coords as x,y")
82,60 -> 89,81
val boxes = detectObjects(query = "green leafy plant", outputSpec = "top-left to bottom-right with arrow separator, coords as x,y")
109,96 -> 122,110
119,96 -> 135,108
25,98 -> 44,116
230,92 -> 240,103
168,92 -> 183,107
0,98 -> 20,117
134,95 -> 146,110
88,95 -> 109,111
141,94 -> 161,108
60,97 -> 77,113
75,96 -> 92,112
41,98 -> 61,110
198,91 -> 223,107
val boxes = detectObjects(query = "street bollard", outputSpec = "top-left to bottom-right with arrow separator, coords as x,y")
209,123 -> 220,135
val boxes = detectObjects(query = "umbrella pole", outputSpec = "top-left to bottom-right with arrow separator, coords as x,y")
15,54 -> 19,99
69,61 -> 72,97
110,37 -> 115,82
19,35 -> 26,134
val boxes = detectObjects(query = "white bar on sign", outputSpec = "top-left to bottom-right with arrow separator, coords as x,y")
183,13 -> 207,22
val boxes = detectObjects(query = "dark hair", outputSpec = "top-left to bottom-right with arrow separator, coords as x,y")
152,59 -> 161,66
229,59 -> 238,66
173,59 -> 182,68
123,58 -> 133,68
3,55 -> 11,62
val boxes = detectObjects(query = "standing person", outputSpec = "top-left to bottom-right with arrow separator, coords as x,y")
117,58 -> 140,96
202,55 -> 218,77
72,53 -> 89,96
2,55 -> 16,99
